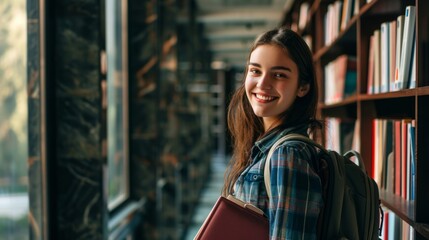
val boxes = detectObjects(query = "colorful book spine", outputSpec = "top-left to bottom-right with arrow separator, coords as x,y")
396,6 -> 416,90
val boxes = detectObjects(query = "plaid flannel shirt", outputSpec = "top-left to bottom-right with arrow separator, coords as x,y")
233,125 -> 323,240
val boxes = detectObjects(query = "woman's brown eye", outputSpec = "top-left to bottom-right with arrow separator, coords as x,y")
250,69 -> 260,74
274,73 -> 286,78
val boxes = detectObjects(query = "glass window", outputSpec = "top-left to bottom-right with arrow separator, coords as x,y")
106,0 -> 129,209
0,0 -> 29,239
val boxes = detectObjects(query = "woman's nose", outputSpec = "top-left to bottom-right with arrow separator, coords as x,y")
256,75 -> 272,90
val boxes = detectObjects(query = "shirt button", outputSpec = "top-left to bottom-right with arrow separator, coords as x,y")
253,175 -> 258,180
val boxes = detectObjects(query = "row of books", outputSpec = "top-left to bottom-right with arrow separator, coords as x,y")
324,0 -> 359,45
325,117 -> 416,201
324,54 -> 357,104
372,119 -> 416,201
367,5 -> 416,94
325,117 -> 359,154
380,207 -> 415,240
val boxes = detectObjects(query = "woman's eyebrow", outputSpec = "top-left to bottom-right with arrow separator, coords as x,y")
271,66 -> 292,72
248,62 -> 261,67
248,62 -> 292,72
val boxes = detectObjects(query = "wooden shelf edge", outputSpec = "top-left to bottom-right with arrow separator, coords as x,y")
313,30 -> 357,65
359,89 -> 417,101
414,223 -> 429,239
320,95 -> 358,109
359,0 -> 404,18
359,0 -> 379,16
379,190 -> 429,238
380,190 -> 415,225
417,86 -> 429,96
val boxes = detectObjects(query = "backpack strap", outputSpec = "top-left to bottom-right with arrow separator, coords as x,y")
344,150 -> 366,172
264,133 -> 327,199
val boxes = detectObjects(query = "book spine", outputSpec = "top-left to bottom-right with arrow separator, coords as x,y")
367,34 -> 375,94
380,22 -> 390,92
396,6 -> 416,90
394,15 -> 405,91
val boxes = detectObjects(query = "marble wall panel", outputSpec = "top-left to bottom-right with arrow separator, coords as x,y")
128,0 -> 159,239
27,0 -> 44,238
27,0 -> 109,234
27,0 -> 215,239
52,0 -> 105,238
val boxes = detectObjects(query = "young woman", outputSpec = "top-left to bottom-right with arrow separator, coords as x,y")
223,27 -> 324,239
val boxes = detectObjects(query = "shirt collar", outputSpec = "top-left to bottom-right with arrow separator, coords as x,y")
254,123 -> 309,154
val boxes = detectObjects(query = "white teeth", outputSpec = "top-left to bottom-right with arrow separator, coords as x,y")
255,94 -> 274,101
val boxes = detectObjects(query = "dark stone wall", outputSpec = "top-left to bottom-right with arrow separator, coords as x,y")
28,0 -> 106,239
27,0 -> 44,238
51,0 -> 106,239
27,0 -> 212,239
128,1 -> 213,239
128,0 -> 159,239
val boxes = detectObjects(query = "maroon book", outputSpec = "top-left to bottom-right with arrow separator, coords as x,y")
194,195 -> 269,240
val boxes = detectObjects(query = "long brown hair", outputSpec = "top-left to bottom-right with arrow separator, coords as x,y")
222,27 -> 322,196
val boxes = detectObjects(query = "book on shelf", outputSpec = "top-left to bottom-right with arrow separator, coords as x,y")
324,1 -> 343,45
380,22 -> 390,93
394,120 -> 401,196
373,120 -> 381,185
340,119 -> 355,154
380,206 -> 390,240
385,152 -> 394,194
326,118 -> 341,152
394,15 -> 405,91
367,34 -> 375,94
381,207 -> 415,240
291,22 -> 299,33
324,54 -> 357,104
372,119 -> 415,201
409,37 -> 416,89
298,2 -> 310,31
340,0 -> 356,30
400,119 -> 409,200
367,7 -> 416,94
383,121 -> 393,190
351,119 -> 360,152
354,0 -> 359,15
373,30 -> 381,94
395,5 -> 416,90
373,119 -> 393,187
325,118 -> 356,155
409,120 -> 416,200
303,35 -> 312,52
406,121 -> 411,200
389,20 -> 397,92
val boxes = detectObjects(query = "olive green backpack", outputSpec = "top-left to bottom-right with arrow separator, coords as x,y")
264,134 -> 382,240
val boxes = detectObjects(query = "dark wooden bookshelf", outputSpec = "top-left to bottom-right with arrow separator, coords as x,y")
380,190 -> 415,224
379,190 -> 429,239
283,0 -> 429,239
416,224 -> 429,239
359,89 -> 417,100
320,96 -> 358,119
417,86 -> 429,96
313,24 -> 357,66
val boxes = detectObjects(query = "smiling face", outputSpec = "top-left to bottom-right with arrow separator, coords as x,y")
245,44 -> 309,130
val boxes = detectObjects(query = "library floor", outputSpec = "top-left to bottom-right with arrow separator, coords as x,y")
183,153 -> 227,240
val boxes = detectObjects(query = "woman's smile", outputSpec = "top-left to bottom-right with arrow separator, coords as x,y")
254,93 -> 277,102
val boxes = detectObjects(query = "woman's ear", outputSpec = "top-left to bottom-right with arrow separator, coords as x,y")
297,84 -> 310,97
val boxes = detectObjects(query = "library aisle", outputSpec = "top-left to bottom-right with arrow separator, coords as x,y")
183,153 -> 227,240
